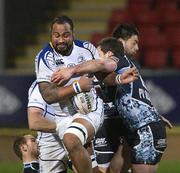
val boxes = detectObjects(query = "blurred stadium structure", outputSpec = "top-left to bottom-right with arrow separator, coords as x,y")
1,0 -> 180,72
0,0 -> 180,127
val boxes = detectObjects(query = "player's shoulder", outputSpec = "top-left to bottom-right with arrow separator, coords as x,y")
36,42 -> 54,59
116,54 -> 131,71
74,39 -> 97,54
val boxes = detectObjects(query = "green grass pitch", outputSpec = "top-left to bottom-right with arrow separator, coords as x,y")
0,160 -> 180,173
0,126 -> 179,173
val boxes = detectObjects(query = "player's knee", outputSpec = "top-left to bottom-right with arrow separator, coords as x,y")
63,133 -> 81,152
63,122 -> 88,152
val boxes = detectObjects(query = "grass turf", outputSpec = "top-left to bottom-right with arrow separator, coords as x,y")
0,126 -> 179,173
158,160 -> 180,173
0,160 -> 180,173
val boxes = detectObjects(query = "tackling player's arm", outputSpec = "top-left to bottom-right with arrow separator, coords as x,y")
51,59 -> 138,86
51,58 -> 117,84
73,58 -> 117,74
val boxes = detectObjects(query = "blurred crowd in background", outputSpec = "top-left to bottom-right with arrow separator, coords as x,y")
0,0 -> 180,73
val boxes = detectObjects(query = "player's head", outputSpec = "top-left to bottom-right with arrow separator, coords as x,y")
13,134 -> 38,161
112,23 -> 139,56
97,37 -> 124,58
50,15 -> 74,56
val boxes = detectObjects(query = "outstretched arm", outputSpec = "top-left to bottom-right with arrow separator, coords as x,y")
51,59 -> 139,85
51,58 -> 117,84
73,59 -> 117,74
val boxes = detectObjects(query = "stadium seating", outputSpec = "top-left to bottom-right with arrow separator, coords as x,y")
139,31 -> 169,50
128,0 -> 152,3
155,0 -> 178,11
96,0 -> 180,69
172,50 -> 180,69
143,49 -> 168,69
137,24 -> 160,34
160,11 -> 180,27
128,2 -> 152,14
90,32 -> 110,46
165,26 -> 180,50
134,9 -> 161,26
108,9 -> 133,33
108,0 -> 180,69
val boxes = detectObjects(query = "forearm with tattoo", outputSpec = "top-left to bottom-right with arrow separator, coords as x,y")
39,82 -> 75,104
39,82 -> 60,104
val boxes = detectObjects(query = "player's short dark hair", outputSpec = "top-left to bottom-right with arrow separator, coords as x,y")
51,15 -> 74,31
13,135 -> 26,160
97,37 -> 124,57
112,23 -> 139,40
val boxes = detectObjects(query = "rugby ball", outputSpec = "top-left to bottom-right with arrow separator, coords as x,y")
72,91 -> 94,115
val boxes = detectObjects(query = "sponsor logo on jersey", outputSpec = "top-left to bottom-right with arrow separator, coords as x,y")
55,59 -> 64,65
95,138 -> 107,147
67,63 -> 76,67
78,56 -> 86,63
155,138 -> 167,149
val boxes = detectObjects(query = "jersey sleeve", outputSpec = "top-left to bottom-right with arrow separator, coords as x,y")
35,50 -> 55,83
83,41 -> 100,60
28,81 -> 46,110
115,55 -> 131,74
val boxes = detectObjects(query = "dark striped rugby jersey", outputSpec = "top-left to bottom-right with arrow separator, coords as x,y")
23,162 -> 39,173
115,55 -> 161,130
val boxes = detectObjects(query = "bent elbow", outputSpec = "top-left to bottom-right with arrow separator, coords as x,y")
42,92 -> 55,104
43,97 -> 53,104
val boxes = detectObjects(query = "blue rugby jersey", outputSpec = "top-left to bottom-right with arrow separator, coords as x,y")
115,55 -> 161,130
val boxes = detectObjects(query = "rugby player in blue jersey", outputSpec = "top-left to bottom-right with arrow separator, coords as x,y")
94,24 -> 172,173
112,24 -> 170,173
